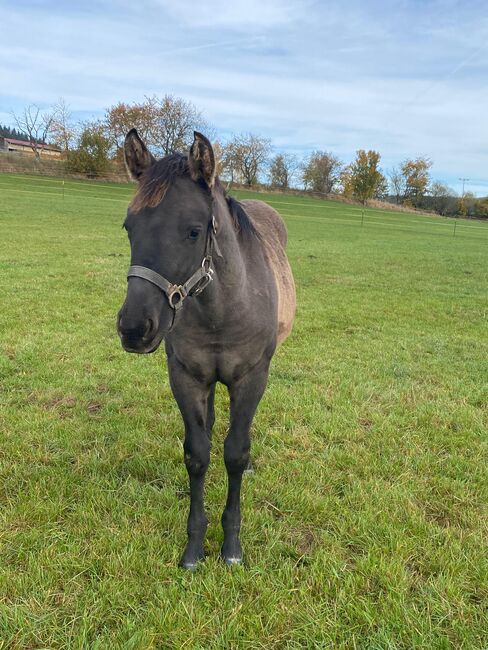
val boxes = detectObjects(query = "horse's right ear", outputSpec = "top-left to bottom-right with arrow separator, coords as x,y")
124,129 -> 155,181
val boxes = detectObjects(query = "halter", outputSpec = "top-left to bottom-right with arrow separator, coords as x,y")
127,215 -> 221,321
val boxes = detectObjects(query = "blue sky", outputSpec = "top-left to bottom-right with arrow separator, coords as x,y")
1,0 -> 487,195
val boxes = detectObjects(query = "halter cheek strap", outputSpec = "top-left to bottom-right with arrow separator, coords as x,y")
126,215 -> 221,314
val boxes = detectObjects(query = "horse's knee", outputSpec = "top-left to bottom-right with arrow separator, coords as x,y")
184,439 -> 210,476
224,436 -> 250,474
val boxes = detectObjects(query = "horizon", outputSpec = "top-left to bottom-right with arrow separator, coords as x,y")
1,0 -> 487,196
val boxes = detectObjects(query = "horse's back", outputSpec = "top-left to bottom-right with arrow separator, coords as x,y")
241,199 -> 296,345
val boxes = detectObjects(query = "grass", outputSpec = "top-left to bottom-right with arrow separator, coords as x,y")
0,173 -> 487,649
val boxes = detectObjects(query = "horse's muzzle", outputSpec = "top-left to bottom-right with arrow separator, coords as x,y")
117,313 -> 164,354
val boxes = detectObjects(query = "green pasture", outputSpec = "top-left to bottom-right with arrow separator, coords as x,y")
0,173 -> 487,648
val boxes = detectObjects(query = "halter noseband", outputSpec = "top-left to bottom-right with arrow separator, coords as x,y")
127,215 -> 221,317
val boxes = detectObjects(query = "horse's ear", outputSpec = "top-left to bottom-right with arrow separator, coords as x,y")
188,131 -> 216,187
124,129 -> 155,181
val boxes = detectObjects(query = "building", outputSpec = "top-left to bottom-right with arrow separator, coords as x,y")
0,137 -> 62,158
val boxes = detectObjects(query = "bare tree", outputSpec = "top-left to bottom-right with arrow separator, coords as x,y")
147,95 -> 213,156
388,167 -> 405,204
220,140 -> 242,184
301,151 -> 342,194
268,152 -> 299,189
11,104 -> 55,159
223,134 -> 272,186
50,98 -> 77,153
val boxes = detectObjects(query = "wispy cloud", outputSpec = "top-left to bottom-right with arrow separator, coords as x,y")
1,0 -> 487,194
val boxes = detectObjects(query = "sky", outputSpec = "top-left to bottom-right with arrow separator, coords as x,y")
1,0 -> 487,195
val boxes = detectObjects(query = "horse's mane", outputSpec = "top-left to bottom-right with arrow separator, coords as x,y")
129,153 -> 256,236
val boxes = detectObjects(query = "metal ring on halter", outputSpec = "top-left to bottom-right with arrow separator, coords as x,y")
192,267 -> 214,296
167,286 -> 186,310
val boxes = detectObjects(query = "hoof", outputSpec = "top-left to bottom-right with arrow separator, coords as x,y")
220,539 -> 243,566
222,555 -> 242,566
179,560 -> 201,571
179,545 -> 205,570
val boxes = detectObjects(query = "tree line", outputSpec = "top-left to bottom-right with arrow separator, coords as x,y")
7,97 -> 487,219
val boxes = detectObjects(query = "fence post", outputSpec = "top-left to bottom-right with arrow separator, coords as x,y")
453,217 -> 457,237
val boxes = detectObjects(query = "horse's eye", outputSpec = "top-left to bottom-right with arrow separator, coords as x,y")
188,229 -> 200,240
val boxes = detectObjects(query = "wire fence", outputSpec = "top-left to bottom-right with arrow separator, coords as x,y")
1,164 -> 487,242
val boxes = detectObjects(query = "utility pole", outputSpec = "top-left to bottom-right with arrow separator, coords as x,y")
457,177 -> 470,224
458,177 -> 470,197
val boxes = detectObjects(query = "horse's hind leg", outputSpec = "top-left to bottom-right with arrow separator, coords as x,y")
221,360 -> 270,565
167,357 -> 212,570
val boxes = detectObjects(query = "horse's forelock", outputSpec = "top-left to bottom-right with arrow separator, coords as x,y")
129,153 -> 190,213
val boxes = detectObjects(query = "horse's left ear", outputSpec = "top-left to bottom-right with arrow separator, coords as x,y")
189,132 -> 216,187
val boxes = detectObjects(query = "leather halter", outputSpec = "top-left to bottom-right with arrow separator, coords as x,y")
127,216 -> 221,318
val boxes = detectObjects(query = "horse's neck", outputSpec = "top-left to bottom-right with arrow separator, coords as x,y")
198,194 -> 248,313
213,193 -> 247,283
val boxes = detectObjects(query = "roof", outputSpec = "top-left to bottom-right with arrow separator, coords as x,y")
4,137 -> 60,151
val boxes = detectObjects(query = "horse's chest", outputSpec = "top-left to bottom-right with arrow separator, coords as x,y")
166,332 -> 273,385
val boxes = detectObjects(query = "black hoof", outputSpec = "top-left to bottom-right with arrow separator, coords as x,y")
220,538 -> 242,566
179,545 -> 205,570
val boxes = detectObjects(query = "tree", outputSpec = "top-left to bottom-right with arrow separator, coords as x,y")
268,153 -> 298,189
339,166 -> 354,197
301,151 -> 342,194
103,100 -> 155,154
11,104 -> 55,159
429,181 -> 456,215
388,167 -> 405,204
223,134 -> 272,186
67,124 -> 111,177
0,124 -> 29,139
212,140 -> 225,178
400,157 -> 432,207
375,174 -> 390,200
103,95 -> 212,157
459,191 -> 477,217
147,95 -> 212,156
50,98 -> 77,153
347,149 -> 386,204
472,197 -> 488,219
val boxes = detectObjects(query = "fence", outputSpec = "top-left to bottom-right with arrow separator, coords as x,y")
1,164 -> 487,242
0,152 -> 128,182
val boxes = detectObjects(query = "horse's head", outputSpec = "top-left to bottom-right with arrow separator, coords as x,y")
117,129 -> 217,353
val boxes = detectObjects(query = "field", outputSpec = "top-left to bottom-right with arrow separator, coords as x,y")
0,173 -> 487,649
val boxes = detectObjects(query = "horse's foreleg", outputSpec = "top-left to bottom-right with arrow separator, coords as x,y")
168,358 -> 212,570
221,361 -> 270,565
206,382 -> 216,439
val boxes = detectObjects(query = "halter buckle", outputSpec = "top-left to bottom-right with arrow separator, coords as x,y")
192,267 -> 214,296
167,285 -> 186,310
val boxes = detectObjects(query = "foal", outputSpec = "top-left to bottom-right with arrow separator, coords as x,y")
118,130 -> 295,568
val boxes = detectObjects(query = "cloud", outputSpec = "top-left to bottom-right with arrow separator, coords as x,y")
147,0 -> 308,29
1,0 -> 487,194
